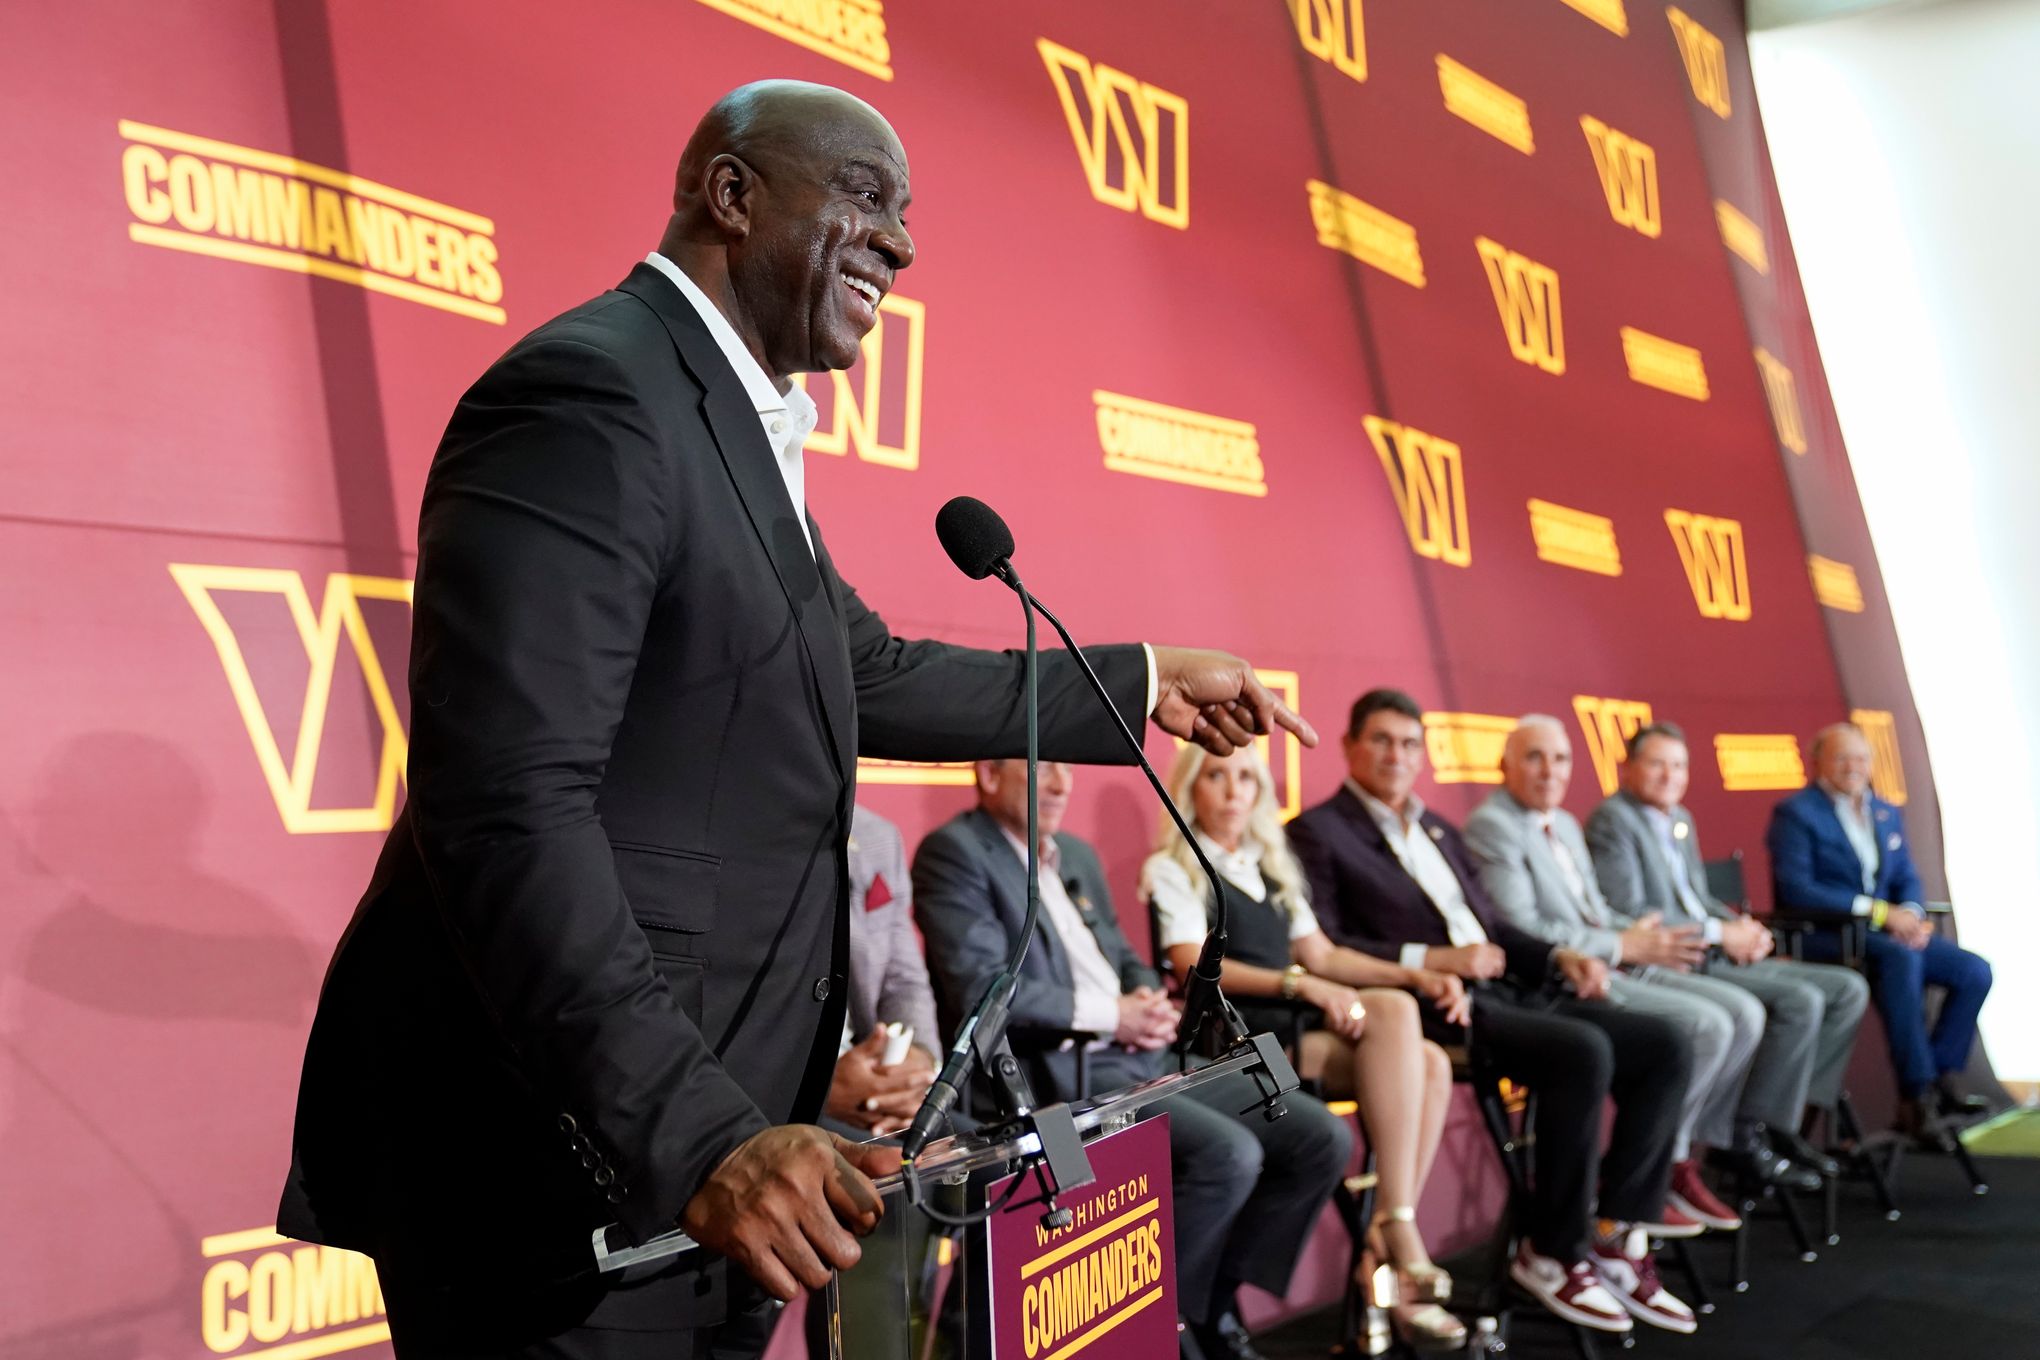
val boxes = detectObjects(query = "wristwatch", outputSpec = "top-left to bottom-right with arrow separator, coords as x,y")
1280,964 -> 1307,1000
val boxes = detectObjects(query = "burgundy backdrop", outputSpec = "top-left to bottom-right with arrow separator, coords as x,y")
0,1 -> 1939,1355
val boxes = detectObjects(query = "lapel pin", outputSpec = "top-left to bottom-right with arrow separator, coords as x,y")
1673,822 -> 1689,840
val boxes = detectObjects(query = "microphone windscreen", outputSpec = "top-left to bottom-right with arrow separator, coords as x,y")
935,496 -> 1016,580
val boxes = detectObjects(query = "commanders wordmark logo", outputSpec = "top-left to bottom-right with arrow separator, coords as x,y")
121,121 -> 503,324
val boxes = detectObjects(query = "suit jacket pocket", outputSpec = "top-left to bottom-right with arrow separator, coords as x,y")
611,841 -> 719,940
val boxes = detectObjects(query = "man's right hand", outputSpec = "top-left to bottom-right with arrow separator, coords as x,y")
680,1125 -> 894,1301
1427,942 -> 1507,980
1409,968 -> 1472,1027
1884,905 -> 1934,950
824,1027 -> 937,1135
1618,912 -> 1708,970
1114,986 -> 1181,1050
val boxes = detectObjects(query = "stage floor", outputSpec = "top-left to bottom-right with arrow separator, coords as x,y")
1260,1151 -> 2040,1359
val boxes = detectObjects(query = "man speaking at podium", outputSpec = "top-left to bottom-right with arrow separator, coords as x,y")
276,81 -> 1310,1360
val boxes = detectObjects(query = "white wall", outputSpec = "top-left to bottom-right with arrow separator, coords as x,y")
1751,0 -> 2040,1081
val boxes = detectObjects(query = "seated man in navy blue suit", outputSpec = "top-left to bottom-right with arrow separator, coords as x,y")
1766,722 -> 1993,1144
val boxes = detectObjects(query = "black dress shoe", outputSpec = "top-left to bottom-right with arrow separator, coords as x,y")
1188,1311 -> 1268,1360
1897,1096 -> 1956,1152
1936,1078 -> 1992,1118
1773,1127 -> 1841,1178
1710,1127 -> 1821,1192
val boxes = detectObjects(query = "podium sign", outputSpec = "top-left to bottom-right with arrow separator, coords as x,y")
984,1116 -> 1177,1360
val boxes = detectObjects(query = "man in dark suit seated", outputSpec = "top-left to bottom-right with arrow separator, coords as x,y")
1288,690 -> 1696,1338
1766,723 -> 1993,1145
914,759 -> 1351,1360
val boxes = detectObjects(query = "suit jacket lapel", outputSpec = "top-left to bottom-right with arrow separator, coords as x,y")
617,266 -> 855,781
970,812 -> 1068,983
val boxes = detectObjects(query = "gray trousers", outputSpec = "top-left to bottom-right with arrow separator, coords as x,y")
1697,957 -> 1870,1121
1608,969 -> 1762,1156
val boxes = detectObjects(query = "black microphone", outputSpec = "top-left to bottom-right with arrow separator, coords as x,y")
930,496 -> 1250,1061
900,497 -> 1044,1163
935,495 -> 1016,582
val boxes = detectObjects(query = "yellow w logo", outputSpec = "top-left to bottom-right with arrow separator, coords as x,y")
1668,7 -> 1731,118
1581,116 -> 1660,238
1664,510 -> 1751,620
1037,38 -> 1189,229
171,565 -> 412,834
1850,708 -> 1909,806
796,291 -> 926,470
1365,417 -> 1470,567
1572,696 -> 1655,797
1476,237 -> 1564,374
1291,0 -> 1366,82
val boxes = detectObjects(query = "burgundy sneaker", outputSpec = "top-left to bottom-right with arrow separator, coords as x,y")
1667,1158 -> 1743,1231
1509,1244 -> 1632,1333
1591,1229 -> 1699,1334
1635,1202 -> 1707,1238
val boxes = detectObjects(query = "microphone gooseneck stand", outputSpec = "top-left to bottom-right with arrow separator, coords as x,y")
897,496 -> 1297,1234
898,552 -> 1093,1232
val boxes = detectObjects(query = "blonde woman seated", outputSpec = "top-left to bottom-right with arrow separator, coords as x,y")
1142,745 -> 1472,1354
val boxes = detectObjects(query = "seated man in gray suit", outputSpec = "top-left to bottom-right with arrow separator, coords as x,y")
1463,717 -> 1819,1235
914,760 -> 1351,1360
1586,724 -> 1867,1175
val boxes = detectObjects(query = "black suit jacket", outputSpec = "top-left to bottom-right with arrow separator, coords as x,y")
276,264 -> 1148,1319
912,810 -> 1160,1102
1287,787 -> 1552,986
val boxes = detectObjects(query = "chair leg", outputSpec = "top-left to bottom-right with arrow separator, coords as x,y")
1837,1093 -> 1903,1221
1823,1171 -> 1840,1246
1776,1187 -> 1818,1263
1950,1135 -> 1991,1196
1667,1236 -> 1714,1314
1729,1207 -> 1750,1292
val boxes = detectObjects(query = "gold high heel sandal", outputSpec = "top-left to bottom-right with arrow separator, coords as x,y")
1368,1208 -> 1467,1354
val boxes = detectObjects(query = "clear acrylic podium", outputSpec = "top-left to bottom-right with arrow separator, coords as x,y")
592,1038 -> 1296,1359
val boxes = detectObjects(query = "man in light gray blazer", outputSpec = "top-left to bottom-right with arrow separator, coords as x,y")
1464,717 -> 1818,1232
1587,723 -> 1868,1174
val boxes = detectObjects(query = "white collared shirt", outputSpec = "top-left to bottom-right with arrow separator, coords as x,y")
1642,803 -> 1722,943
1348,780 -> 1488,968
1143,833 -> 1320,952
643,252 -> 819,555
999,829 -> 1123,1039
1819,779 -> 1908,918
642,255 -> 1162,711
1538,811 -> 1593,912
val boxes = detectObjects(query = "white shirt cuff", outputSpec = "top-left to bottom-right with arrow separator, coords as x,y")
1141,642 -> 1158,719
1852,894 -> 1876,917
1072,991 -> 1121,1038
1398,943 -> 1429,969
1608,938 -> 1623,966
1702,918 -> 1723,945
1899,901 -> 1926,918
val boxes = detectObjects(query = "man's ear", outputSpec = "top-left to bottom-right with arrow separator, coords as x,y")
702,153 -> 756,239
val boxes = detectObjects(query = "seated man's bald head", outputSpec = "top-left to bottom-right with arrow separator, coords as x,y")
674,80 -> 905,212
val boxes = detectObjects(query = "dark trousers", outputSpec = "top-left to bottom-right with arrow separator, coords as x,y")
1078,1053 -> 1350,1327
1471,989 -> 1689,1263
1801,930 -> 1993,1091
